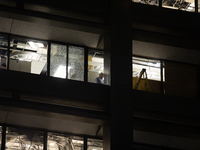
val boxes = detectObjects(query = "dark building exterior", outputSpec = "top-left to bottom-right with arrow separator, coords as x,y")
0,0 -> 200,150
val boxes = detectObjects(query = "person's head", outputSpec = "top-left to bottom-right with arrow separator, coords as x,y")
99,72 -> 104,78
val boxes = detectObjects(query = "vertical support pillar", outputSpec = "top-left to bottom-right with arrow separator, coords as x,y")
1,125 -> 6,150
103,124 -> 110,150
104,0 -> 133,150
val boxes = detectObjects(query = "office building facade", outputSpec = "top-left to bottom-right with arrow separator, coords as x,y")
0,0 -> 200,149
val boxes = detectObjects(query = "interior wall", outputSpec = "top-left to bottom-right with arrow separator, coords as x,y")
88,71 -> 99,83
132,40 -> 200,65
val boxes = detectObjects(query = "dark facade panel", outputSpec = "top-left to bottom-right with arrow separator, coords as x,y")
132,3 -> 200,34
132,90 -> 200,120
0,69 -> 110,108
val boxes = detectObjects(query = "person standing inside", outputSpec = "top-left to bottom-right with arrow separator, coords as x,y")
95,72 -> 104,84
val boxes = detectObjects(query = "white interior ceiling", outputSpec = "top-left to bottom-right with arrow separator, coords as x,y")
0,105 -> 102,136
0,16 -> 100,48
0,16 -> 13,32
133,40 -> 200,65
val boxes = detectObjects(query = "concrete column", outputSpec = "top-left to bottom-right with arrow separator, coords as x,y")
104,0 -> 133,150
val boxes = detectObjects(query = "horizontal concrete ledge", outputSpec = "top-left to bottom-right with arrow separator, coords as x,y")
0,96 -> 109,123
132,90 -> 200,120
0,69 -> 110,110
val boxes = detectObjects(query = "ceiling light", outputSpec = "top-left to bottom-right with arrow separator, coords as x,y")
28,55 -> 32,59
28,41 -> 37,48
72,140 -> 84,144
155,63 -> 160,67
189,3 -> 194,7
37,43 -> 44,47
187,7 -> 193,10
50,143 -> 55,146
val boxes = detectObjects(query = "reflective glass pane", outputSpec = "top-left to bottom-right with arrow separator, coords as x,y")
132,0 -> 158,6
9,37 -> 47,74
87,138 -> 103,150
0,35 -> 8,69
6,127 -> 44,150
88,50 -> 104,84
68,46 -> 84,81
50,43 -> 67,78
163,0 -> 195,12
47,132 -> 84,150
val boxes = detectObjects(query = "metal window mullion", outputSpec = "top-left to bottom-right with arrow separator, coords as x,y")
47,41 -> 51,77
84,47 -> 88,82
160,59 -> 164,94
1,125 -> 6,150
84,136 -> 87,150
7,35 -> 10,70
66,45 -> 69,79
159,0 -> 162,7
43,130 -> 47,150
195,0 -> 198,13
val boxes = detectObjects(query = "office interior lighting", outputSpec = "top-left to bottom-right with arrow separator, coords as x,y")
36,43 -> 44,47
54,65 -> 66,78
28,41 -> 37,49
28,41 -> 44,49
68,66 -> 72,72
50,143 -> 55,146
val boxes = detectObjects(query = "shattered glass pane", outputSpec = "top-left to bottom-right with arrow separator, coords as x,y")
6,127 -> 44,150
87,138 -> 103,150
50,43 -> 67,79
47,132 -> 84,150
68,46 -> 84,81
